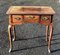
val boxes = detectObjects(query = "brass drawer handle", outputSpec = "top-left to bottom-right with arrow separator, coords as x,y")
26,15 -> 35,19
41,17 -> 48,20
15,17 -> 22,20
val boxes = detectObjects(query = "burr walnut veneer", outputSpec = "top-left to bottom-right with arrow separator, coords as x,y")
6,6 -> 55,53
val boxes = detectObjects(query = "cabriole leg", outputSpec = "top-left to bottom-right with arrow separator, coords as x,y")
46,25 -> 49,41
8,25 -> 12,53
48,23 -> 53,53
12,26 -> 16,41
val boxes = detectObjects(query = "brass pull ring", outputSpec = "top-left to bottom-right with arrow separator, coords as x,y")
41,17 -> 48,20
15,17 -> 22,20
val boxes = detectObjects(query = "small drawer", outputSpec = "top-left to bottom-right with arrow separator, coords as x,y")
24,15 -> 39,23
12,15 -> 23,23
40,16 -> 51,25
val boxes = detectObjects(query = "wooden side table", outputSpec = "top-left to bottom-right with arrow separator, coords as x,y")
6,6 -> 55,53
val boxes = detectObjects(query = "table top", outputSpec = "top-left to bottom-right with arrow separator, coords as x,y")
6,6 -> 55,15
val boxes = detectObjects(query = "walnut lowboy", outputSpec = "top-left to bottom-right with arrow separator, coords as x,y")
6,6 -> 55,53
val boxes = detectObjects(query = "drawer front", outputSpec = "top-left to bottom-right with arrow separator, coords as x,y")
12,15 -> 23,23
40,15 -> 51,25
24,15 -> 39,23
